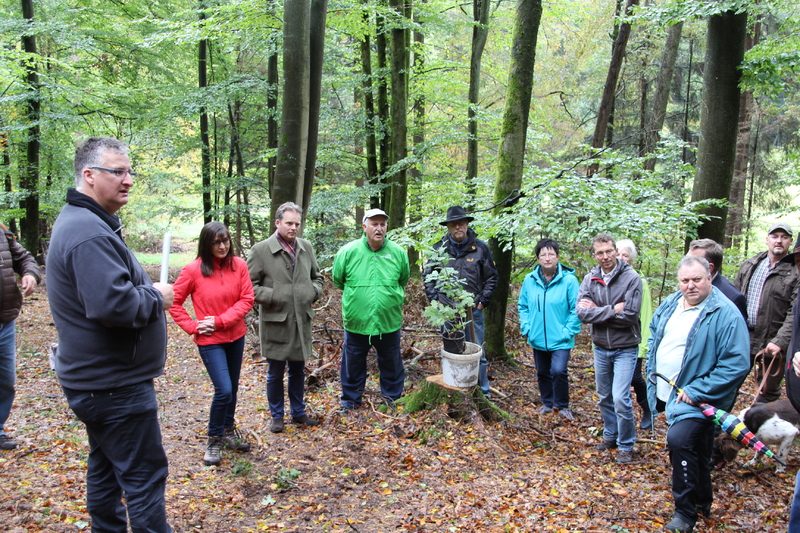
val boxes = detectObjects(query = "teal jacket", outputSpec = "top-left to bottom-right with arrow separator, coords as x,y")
518,264 -> 581,351
333,235 -> 409,336
645,287 -> 750,426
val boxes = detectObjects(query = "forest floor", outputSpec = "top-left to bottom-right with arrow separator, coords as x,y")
0,269 -> 794,532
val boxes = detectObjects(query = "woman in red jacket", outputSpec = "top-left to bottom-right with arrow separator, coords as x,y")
170,222 -> 254,466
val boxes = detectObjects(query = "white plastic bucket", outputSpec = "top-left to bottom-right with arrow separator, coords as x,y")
441,341 -> 482,388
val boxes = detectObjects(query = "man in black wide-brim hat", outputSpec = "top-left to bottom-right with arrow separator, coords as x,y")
422,206 -> 498,396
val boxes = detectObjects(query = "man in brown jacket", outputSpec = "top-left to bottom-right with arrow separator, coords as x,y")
247,202 -> 324,433
734,223 -> 800,403
1,223 -> 41,450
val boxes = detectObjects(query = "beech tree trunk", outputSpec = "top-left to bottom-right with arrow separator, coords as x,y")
466,0 -> 491,204
643,21 -> 683,172
198,5 -> 212,224
360,10 -> 380,210
690,10 -> 747,245
485,0 -> 542,361
20,0 -> 40,255
386,0 -> 408,231
376,13 -> 390,210
588,0 -> 638,175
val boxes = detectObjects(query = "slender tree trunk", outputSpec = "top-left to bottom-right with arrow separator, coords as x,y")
20,0 -> 40,255
272,0 -> 310,224
1,130 -> 15,233
690,10 -> 747,245
301,0 -> 329,224
376,11 -> 390,210
267,37 -> 278,194
588,0 -> 638,175
386,0 -> 408,231
643,21 -> 683,171
725,19 -> 761,247
199,5 -> 212,224
360,15 -> 380,209
466,0 -> 491,205
485,0 -> 542,361
408,3 -> 425,275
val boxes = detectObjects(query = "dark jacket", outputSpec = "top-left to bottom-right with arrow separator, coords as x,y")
577,259 -> 642,350
733,251 -> 799,354
645,287 -> 750,425
712,273 -> 747,322
47,189 -> 168,390
1,226 -> 41,324
423,228 -> 498,307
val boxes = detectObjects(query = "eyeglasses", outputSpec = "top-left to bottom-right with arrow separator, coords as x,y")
594,249 -> 616,258
90,167 -> 139,178
212,237 -> 230,247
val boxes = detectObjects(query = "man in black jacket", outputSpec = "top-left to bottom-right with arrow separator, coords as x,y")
687,238 -> 747,321
48,137 -> 174,532
423,206 -> 498,395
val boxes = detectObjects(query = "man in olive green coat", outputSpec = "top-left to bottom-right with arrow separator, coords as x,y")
248,202 -> 324,433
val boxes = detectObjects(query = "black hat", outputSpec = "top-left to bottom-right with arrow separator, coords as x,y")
439,206 -> 474,226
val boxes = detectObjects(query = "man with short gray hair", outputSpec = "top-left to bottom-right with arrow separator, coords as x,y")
646,254 -> 749,533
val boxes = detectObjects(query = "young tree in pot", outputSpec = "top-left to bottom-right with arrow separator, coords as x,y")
422,246 -> 475,354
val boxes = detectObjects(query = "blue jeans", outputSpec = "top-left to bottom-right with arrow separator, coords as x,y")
594,345 -> 637,450
465,307 -> 490,395
0,320 -> 16,436
340,329 -> 404,408
791,469 -> 800,532
267,359 -> 307,419
667,417 -> 714,526
62,380 -> 172,533
197,336 -> 245,436
534,349 -> 571,409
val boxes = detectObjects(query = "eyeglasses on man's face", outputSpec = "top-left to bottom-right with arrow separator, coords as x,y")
90,167 -> 139,178
594,248 -> 616,258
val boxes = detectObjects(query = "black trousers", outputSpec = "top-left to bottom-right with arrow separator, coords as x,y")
666,416 -> 715,525
62,380 -> 172,533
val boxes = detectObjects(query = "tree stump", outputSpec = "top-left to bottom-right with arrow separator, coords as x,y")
397,375 -> 509,422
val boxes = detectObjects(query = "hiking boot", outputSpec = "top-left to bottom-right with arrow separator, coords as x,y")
292,415 -> 320,427
558,408 -> 574,421
204,436 -> 222,466
595,440 -> 618,451
270,418 -> 285,433
223,426 -> 251,452
664,516 -> 694,532
537,405 -> 554,414
616,450 -> 634,464
0,434 -> 17,450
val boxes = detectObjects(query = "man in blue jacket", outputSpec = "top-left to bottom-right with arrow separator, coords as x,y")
646,255 -> 749,533
48,137 -> 174,533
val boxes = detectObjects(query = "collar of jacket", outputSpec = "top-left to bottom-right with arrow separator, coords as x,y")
66,188 -> 124,240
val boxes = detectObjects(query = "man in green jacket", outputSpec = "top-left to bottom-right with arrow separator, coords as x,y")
333,209 -> 410,413
248,202 -> 324,434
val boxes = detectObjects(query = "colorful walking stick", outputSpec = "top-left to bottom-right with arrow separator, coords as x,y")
648,372 -> 785,466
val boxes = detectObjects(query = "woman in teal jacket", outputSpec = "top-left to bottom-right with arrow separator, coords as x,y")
518,239 -> 582,420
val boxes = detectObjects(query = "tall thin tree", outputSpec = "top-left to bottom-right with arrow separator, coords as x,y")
20,0 -> 40,255
466,0 -> 491,205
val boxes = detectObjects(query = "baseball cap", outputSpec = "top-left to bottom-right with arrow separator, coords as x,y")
362,208 -> 388,224
768,223 -> 793,236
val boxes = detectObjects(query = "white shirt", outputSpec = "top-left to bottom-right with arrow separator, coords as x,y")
655,297 -> 706,402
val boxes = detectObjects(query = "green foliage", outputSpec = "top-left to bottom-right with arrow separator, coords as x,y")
230,458 -> 254,477
421,246 -> 475,330
272,467 -> 301,490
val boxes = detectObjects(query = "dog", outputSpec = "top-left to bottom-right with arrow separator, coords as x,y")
711,399 -> 800,473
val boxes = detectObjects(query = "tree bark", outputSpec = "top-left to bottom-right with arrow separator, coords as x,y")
690,10 -> 747,245
466,0 -> 491,204
588,0 -> 638,175
376,11 -> 390,210
643,22 -> 683,172
272,0 -> 310,224
386,0 -> 408,231
725,19 -> 761,247
408,3 -> 425,275
301,0 -> 329,223
485,0 -> 542,361
267,37 -> 278,194
199,5 -> 212,224
20,0 -> 40,255
360,10 -> 380,210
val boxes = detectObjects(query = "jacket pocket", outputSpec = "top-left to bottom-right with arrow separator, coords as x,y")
262,312 -> 289,343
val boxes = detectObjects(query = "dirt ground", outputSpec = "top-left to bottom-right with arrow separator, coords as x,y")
0,271 -> 795,532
